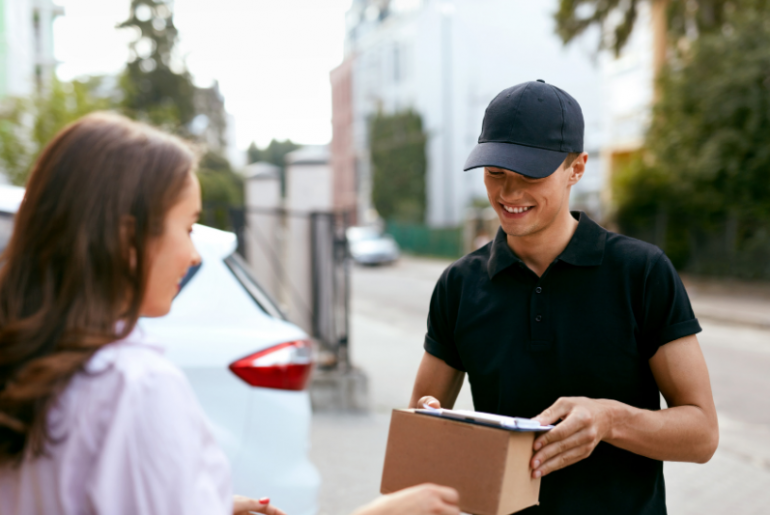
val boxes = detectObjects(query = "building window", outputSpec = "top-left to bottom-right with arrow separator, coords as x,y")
32,10 -> 42,55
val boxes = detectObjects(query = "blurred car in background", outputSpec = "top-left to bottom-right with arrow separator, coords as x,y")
0,184 -> 320,515
346,226 -> 400,265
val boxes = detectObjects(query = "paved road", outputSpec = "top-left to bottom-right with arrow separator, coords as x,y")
310,257 -> 770,515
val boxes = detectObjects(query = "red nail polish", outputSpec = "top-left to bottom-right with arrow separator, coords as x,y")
259,498 -> 270,504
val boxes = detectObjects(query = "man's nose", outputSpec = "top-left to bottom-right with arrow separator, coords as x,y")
501,175 -> 526,197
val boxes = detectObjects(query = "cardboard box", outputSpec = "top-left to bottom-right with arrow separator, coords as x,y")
380,409 -> 540,515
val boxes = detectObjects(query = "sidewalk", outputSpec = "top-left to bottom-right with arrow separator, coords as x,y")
682,275 -> 770,329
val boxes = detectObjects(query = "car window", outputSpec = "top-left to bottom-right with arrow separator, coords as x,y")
0,213 -> 14,253
347,227 -> 381,242
224,252 -> 286,320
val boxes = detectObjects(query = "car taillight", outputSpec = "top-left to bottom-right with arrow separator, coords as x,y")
229,340 -> 314,391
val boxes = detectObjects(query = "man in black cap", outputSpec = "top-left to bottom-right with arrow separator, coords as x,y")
408,80 -> 718,514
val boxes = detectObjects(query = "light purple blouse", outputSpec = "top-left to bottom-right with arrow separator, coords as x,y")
0,328 -> 232,515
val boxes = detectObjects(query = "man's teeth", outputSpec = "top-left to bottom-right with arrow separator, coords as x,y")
503,205 -> 532,214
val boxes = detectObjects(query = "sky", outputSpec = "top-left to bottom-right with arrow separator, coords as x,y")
53,0 -> 353,151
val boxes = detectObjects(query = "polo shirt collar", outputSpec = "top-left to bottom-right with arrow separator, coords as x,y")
488,211 -> 606,279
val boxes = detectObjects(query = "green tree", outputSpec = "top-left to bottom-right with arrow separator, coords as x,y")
369,110 -> 427,223
246,139 -> 301,197
555,0 -> 768,55
118,0 -> 197,133
197,151 -> 244,230
0,77 -> 114,185
246,139 -> 301,167
614,8 -> 770,277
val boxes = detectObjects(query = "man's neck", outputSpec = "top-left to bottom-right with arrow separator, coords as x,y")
506,209 -> 580,277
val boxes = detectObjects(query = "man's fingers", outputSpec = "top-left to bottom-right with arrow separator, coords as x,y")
532,428 -> 595,470
533,397 -> 572,426
533,411 -> 584,451
418,396 -> 441,408
533,443 -> 594,477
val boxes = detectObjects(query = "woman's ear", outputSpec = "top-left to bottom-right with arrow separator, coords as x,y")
119,216 -> 137,271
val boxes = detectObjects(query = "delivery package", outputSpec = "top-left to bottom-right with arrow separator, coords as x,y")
380,408 -> 553,515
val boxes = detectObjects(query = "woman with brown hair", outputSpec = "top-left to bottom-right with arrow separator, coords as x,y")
0,113 -> 459,515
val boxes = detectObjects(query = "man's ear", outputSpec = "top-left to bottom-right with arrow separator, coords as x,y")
567,152 -> 588,185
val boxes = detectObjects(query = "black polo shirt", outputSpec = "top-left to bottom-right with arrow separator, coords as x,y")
424,212 -> 701,515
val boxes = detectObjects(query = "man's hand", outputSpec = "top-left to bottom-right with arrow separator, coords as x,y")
530,397 -> 619,478
352,483 -> 460,515
417,396 -> 441,409
409,352 -> 465,410
233,495 -> 287,515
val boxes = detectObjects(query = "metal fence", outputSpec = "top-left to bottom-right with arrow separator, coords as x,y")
229,205 -> 352,370
385,220 -> 464,259
623,215 -> 770,280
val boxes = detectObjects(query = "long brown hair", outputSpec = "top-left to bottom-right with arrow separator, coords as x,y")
0,112 -> 195,464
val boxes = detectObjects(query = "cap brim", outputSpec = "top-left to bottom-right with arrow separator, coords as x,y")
463,141 -> 568,178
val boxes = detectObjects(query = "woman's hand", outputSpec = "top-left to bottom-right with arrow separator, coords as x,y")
233,495 -> 287,515
352,483 -> 460,515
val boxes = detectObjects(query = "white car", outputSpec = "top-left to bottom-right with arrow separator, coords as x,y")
0,185 -> 320,515
347,226 -> 400,265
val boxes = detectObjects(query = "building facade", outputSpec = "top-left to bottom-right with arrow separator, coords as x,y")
0,0 -> 63,99
331,0 -> 607,228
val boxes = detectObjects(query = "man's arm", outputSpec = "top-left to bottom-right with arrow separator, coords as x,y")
530,334 -> 718,478
408,352 -> 465,409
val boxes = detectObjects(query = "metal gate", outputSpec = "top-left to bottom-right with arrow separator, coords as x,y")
232,206 -> 352,371
310,212 -> 351,370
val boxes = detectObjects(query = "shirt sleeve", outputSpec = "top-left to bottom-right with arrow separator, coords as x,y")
638,252 -> 702,359
86,364 -> 232,515
424,268 -> 465,371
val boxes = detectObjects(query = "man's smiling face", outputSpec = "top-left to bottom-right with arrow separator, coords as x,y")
484,157 -> 583,238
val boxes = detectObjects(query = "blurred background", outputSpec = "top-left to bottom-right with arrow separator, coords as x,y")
1,1 -> 769,514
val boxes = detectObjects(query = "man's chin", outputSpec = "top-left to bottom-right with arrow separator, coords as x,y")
500,221 -> 540,238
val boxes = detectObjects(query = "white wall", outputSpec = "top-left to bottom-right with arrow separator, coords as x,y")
1,0 -> 61,98
284,151 -> 333,334
244,163 -> 282,303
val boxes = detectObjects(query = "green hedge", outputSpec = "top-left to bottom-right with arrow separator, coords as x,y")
385,221 -> 463,259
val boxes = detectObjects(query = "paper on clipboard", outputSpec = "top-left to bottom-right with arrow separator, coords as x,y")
416,405 -> 554,432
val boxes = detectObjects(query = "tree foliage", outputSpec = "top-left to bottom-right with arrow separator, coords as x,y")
614,8 -> 770,277
118,0 -> 197,133
369,110 -> 427,223
247,139 -> 301,167
197,151 -> 243,230
0,0 -> 238,210
555,0 -> 769,55
0,77 -> 114,185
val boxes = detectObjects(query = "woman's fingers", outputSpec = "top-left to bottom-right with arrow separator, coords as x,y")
232,494 -> 287,515
432,484 -> 459,505
351,483 -> 459,515
393,483 -> 460,515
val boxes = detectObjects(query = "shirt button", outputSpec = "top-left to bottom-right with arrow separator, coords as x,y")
535,287 -> 542,294
535,315 -> 543,322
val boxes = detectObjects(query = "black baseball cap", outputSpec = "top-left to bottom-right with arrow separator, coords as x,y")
463,80 -> 584,178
